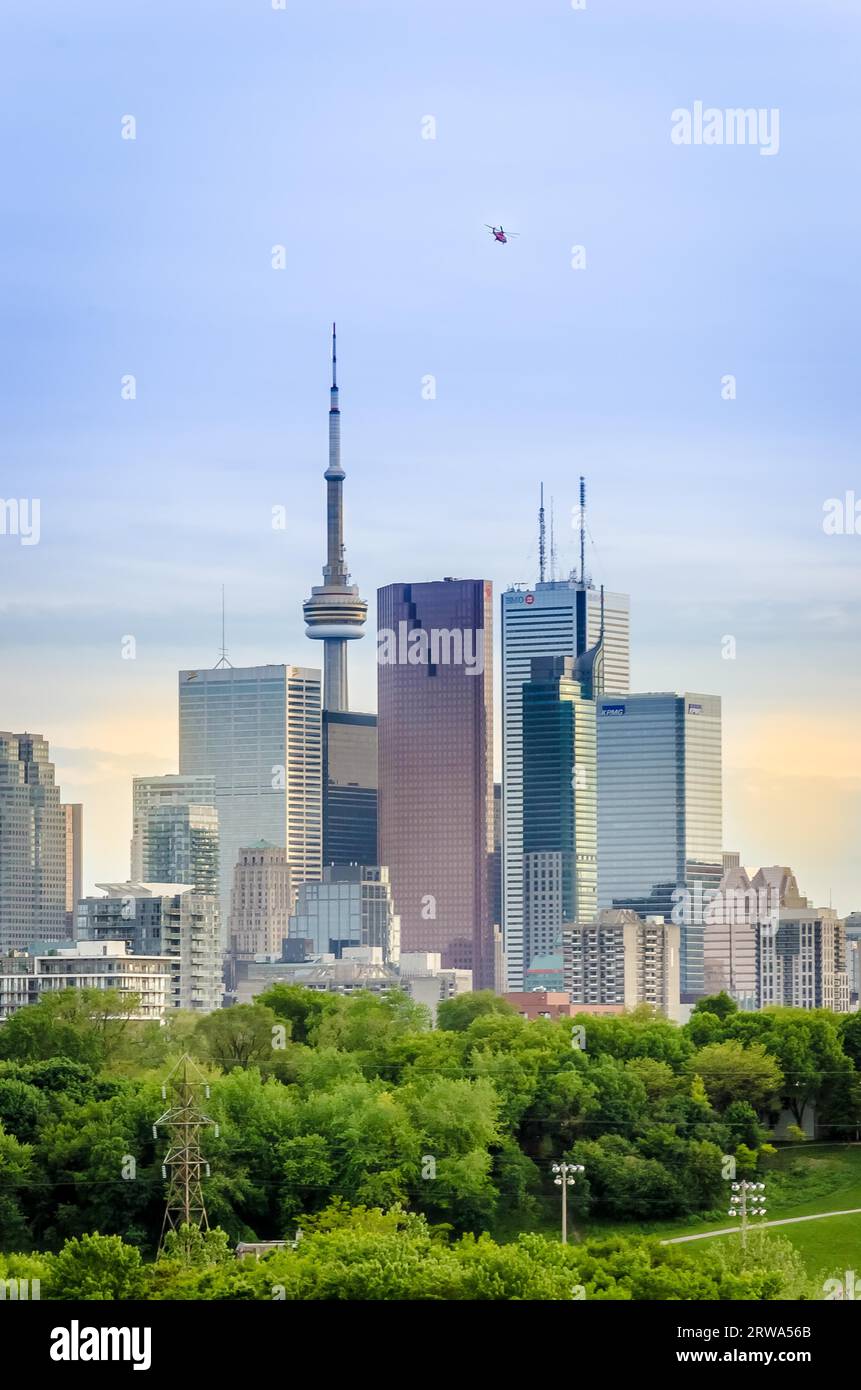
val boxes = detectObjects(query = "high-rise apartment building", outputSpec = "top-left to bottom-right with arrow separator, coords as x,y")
0,733 -> 66,949
145,802 -> 219,896
757,905 -> 849,1012
130,774 -> 216,882
289,865 -> 400,963
228,843 -> 294,959
76,882 -> 222,1012
178,664 -> 322,928
703,863 -> 807,1009
522,655 -> 598,973
501,578 -> 630,989
564,908 -> 681,1019
596,692 -> 722,1000
377,578 -> 495,986
63,803 -> 83,935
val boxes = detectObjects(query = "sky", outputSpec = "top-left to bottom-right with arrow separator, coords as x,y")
1,0 -> 860,909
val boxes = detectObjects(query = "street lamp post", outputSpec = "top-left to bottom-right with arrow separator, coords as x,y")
552,1161 -> 584,1244
729,1180 -> 767,1249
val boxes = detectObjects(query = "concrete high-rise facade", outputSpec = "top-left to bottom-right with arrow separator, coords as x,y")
76,882 -> 222,1012
178,664 -> 322,929
564,908 -> 681,1020
63,803 -> 83,935
757,905 -> 849,1012
377,578 -> 495,986
596,692 -> 722,1000
703,863 -> 807,1010
289,865 -> 400,964
0,733 -> 66,949
501,579 -> 630,989
228,843 -> 294,959
131,774 -> 216,883
522,656 -> 598,973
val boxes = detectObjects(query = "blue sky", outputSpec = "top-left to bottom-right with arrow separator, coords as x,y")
1,0 -> 860,908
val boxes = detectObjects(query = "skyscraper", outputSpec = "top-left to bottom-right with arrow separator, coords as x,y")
596,692 -> 722,1000
303,324 -> 367,713
377,578 -> 495,986
63,802 -> 83,935
228,843 -> 294,959
146,803 -> 219,897
322,711 -> 378,867
131,774 -> 216,883
501,575 -> 630,989
0,733 -> 66,949
522,655 -> 598,972
178,664 -> 322,929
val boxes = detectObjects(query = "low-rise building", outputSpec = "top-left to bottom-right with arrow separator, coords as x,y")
0,941 -> 171,1023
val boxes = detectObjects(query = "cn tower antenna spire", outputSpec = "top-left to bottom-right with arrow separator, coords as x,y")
303,324 -> 367,712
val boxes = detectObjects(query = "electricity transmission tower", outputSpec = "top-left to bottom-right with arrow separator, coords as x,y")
153,1054 -> 219,1249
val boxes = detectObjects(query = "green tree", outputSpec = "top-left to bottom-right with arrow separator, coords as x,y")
0,989 -> 141,1067
692,991 -> 739,1021
194,1003 -> 282,1071
49,1232 -> 145,1300
437,991 -> 516,1032
687,1040 -> 782,1111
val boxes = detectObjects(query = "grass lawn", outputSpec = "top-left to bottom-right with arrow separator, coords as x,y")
566,1144 -> 861,1279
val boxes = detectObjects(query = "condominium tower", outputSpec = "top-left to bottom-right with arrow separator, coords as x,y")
0,733 -> 66,949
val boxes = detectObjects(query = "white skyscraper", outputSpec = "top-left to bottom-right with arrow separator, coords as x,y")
178,665 -> 322,934
501,579 -> 630,989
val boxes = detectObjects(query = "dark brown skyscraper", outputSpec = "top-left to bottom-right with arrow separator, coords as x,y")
377,578 -> 495,988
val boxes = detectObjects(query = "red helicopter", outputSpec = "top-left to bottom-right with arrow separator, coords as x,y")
486,224 -> 520,244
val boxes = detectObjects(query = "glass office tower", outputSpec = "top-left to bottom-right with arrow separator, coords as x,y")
178,665 -> 322,935
502,579 -> 629,988
522,656 -> 597,971
596,692 -> 722,1000
377,578 -> 495,988
322,711 -> 378,867
0,733 -> 66,949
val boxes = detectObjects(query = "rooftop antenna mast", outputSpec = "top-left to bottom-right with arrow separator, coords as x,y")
550,496 -> 558,582
538,483 -> 546,584
579,476 -> 587,586
214,585 -> 233,668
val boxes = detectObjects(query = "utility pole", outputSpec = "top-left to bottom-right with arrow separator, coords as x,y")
552,1161 -> 584,1244
728,1180 -> 767,1249
153,1054 -> 220,1250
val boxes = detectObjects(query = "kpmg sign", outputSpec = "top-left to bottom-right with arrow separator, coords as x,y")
602,703 -> 626,717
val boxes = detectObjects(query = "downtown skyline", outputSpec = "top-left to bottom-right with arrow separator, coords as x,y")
1,0 -> 859,912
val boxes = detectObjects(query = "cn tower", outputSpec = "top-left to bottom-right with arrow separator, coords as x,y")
303,324 -> 367,711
